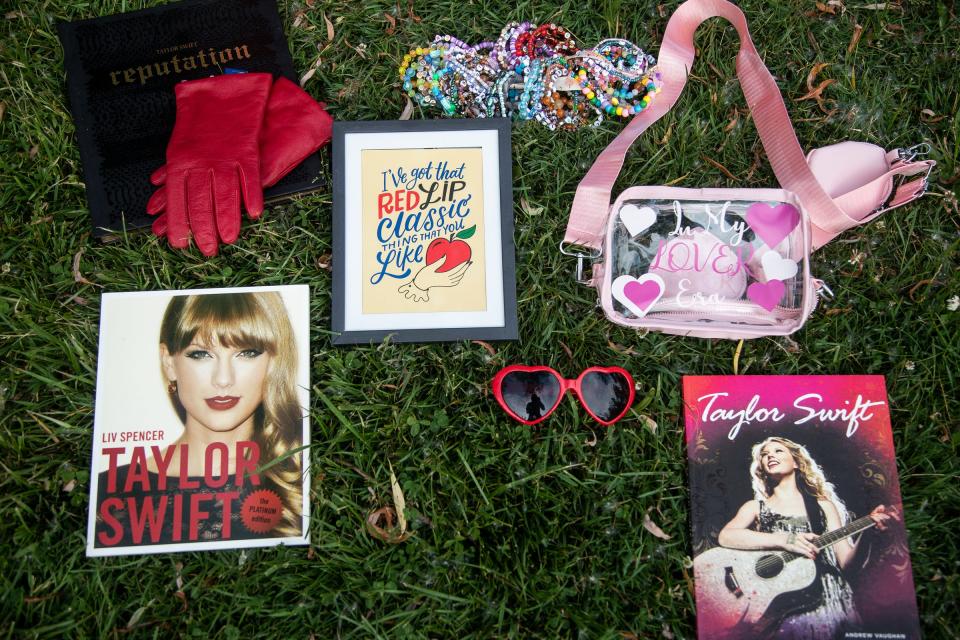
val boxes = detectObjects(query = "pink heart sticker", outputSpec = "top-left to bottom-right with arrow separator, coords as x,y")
746,202 -> 800,249
747,280 -> 786,312
612,274 -> 665,318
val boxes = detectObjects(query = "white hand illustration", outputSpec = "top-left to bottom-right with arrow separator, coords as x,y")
398,260 -> 472,302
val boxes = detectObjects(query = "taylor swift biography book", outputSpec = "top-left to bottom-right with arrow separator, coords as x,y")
683,376 -> 920,640
58,0 -> 324,239
86,285 -> 310,556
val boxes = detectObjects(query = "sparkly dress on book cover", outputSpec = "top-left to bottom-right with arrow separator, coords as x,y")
86,285 -> 310,556
683,376 -> 920,640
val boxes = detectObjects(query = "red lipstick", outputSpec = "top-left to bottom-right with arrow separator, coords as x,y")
206,396 -> 240,410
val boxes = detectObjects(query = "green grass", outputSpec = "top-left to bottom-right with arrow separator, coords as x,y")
2,0 -> 958,638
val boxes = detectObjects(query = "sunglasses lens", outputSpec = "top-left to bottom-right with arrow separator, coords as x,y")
500,371 -> 561,422
580,371 -> 632,423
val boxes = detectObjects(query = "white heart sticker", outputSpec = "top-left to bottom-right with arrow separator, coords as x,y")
761,251 -> 799,281
619,204 -> 657,237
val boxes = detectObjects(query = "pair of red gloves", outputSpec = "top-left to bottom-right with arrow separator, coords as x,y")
147,73 -> 332,256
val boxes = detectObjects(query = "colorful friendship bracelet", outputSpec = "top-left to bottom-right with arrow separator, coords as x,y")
398,23 -> 662,131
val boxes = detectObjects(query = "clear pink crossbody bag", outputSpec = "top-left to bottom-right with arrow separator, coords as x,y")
563,0 -> 934,339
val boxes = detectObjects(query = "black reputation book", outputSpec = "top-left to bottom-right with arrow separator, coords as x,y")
58,0 -> 323,239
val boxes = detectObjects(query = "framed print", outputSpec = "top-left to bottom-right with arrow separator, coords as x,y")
331,119 -> 518,345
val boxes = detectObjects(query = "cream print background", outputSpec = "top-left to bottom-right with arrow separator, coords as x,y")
360,147 -> 487,315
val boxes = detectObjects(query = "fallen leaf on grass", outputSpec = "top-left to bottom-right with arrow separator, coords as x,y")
941,169 -> 960,186
745,146 -> 764,182
323,12 -> 335,42
920,109 -> 945,124
559,341 -> 573,359
366,506 -> 412,543
390,464 -> 407,532
662,623 -> 675,639
125,605 -> 149,631
0,102 -> 5,123
317,253 -> 332,270
23,594 -> 57,604
520,196 -> 544,217
815,2 -> 836,14
384,12 -> 396,35
825,307 -> 852,316
608,341 -> 638,356
29,145 -> 39,159
782,336 -> 802,354
399,97 -> 414,120
659,122 -> 673,146
702,155 -> 738,181
584,429 -> 598,447
643,509 -> 672,540
472,340 -> 496,356
62,479 -> 76,493
723,108 -> 739,132
847,24 -> 864,55
908,277 -> 938,302
639,415 -> 657,434
299,68 -> 316,87
5,11 -> 25,19
367,465 -> 412,543
799,63 -> 837,114
292,9 -> 307,29
72,248 -> 95,286
405,0 -> 421,23
797,79 -> 836,102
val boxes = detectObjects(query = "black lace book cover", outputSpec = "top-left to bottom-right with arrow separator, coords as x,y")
683,376 -> 920,640
58,0 -> 323,239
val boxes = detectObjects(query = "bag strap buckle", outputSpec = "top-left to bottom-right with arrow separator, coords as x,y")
898,142 -> 932,163
559,241 -> 602,286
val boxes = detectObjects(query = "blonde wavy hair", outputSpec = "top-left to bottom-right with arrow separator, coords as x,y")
749,436 -> 849,525
160,292 -> 303,537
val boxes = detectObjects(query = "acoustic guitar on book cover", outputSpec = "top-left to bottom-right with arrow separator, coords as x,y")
693,515 -> 879,636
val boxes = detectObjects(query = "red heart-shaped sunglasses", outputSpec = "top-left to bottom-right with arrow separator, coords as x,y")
491,365 -> 635,426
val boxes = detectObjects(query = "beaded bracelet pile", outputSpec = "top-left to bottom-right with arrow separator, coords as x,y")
398,22 -> 662,131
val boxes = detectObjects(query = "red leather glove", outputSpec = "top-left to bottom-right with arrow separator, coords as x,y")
152,73 -> 272,256
148,77 -> 333,250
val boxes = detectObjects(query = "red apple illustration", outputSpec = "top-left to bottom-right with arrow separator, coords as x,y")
426,236 -> 472,272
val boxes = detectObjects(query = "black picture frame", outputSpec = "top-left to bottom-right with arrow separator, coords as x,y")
331,119 -> 517,345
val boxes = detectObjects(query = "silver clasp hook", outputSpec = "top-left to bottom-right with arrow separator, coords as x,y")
899,143 -> 932,163
559,241 -> 602,286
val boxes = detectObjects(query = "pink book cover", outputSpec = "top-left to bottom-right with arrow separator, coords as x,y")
683,375 -> 920,640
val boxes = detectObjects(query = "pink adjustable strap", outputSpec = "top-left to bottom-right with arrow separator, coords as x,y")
565,0 -> 860,251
